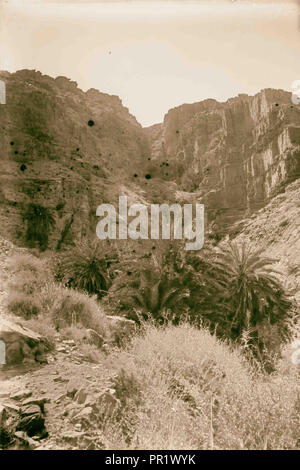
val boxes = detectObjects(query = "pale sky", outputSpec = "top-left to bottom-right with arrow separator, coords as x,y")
0,0 -> 299,126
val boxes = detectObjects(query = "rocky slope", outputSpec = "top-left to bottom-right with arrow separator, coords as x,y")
0,70 -> 150,249
147,90 -> 300,227
234,179 -> 300,305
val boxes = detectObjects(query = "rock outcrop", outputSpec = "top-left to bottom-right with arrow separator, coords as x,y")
0,317 -> 49,365
0,71 -> 299,246
147,90 -> 300,227
0,70 -> 149,249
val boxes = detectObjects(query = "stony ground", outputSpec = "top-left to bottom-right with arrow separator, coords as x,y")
1,347 -> 119,450
0,237 -> 120,450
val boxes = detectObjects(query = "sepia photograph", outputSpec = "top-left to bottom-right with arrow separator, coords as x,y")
0,0 -> 299,453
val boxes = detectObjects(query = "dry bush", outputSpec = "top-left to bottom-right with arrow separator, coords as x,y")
24,317 -> 57,350
38,282 -> 108,335
60,325 -> 88,343
6,252 -> 51,298
6,252 -> 45,274
101,323 -> 299,450
7,292 -> 41,319
78,343 -> 102,363
6,252 -> 50,281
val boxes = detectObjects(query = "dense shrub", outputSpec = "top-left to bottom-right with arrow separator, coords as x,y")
6,252 -> 47,275
7,292 -> 41,319
108,241 -> 204,322
23,203 -> 55,251
6,253 -> 51,319
56,240 -> 117,298
101,323 -> 300,450
38,282 -> 107,335
108,240 -> 293,363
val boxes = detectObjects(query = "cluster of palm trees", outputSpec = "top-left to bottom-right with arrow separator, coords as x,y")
57,238 -> 292,355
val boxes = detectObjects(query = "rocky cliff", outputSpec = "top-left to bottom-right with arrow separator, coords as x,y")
0,71 -> 299,250
0,70 -> 149,249
147,90 -> 300,227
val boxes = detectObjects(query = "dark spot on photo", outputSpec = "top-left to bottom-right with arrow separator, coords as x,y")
10,141 -> 14,146
20,164 -> 27,172
134,173 -> 138,177
145,174 -> 151,179
88,120 -> 95,127
14,150 -> 18,155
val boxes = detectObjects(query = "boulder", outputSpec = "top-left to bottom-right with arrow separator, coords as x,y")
0,318 -> 49,365
66,378 -> 81,398
74,388 -> 88,405
85,329 -> 104,348
21,397 -> 50,413
93,390 -> 120,417
14,431 -> 39,449
71,407 -> 94,429
10,389 -> 32,401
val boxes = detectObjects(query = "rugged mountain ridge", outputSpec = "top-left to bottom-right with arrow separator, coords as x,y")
0,70 -> 149,249
147,90 -> 300,226
0,70 -> 299,252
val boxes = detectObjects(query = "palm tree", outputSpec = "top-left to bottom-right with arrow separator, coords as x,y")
57,239 -> 117,298
214,241 -> 291,339
109,243 -> 190,321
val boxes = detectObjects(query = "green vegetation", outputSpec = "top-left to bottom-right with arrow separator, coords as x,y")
56,240 -> 117,297
213,243 -> 292,343
4,240 -> 299,450
6,252 -> 107,337
23,203 -> 55,251
105,240 -> 294,363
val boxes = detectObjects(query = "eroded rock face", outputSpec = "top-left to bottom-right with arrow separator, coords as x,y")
0,70 -> 150,249
0,317 -> 48,365
147,90 -> 300,227
1,71 -> 299,244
